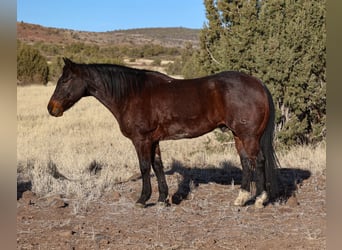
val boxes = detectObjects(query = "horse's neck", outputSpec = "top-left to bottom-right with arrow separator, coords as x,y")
87,81 -> 124,121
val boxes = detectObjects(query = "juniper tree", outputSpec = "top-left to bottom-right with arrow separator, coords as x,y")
195,0 -> 326,146
254,0 -> 326,145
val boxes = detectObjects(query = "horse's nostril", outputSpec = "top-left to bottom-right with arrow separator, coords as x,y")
47,100 -> 63,117
47,103 -> 53,114
47,103 -> 52,113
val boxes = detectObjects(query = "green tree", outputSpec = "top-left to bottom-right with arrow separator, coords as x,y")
198,0 -> 224,74
17,41 -> 49,85
166,42 -> 206,78
254,0 -> 326,145
196,0 -> 326,146
180,42 -> 207,78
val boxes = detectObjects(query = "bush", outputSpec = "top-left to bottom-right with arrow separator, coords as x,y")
17,41 -> 49,85
152,58 -> 161,66
48,56 -> 64,83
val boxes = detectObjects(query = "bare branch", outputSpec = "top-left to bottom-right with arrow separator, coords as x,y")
205,43 -> 224,66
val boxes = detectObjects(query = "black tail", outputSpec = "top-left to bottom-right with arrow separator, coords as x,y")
260,86 -> 280,200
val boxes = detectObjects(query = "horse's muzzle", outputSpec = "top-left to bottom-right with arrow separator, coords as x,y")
47,100 -> 64,117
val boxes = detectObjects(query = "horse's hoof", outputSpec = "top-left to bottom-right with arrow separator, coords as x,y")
157,201 -> 170,208
157,202 -> 167,208
135,202 -> 146,208
234,189 -> 251,206
254,191 -> 268,209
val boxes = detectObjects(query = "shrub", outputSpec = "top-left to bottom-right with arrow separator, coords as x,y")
17,41 -> 49,85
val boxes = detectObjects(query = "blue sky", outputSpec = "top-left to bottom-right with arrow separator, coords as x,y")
17,0 -> 206,31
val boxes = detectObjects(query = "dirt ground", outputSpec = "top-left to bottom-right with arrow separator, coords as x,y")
17,165 -> 326,250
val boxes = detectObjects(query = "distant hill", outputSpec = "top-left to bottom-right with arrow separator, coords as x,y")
17,22 -> 200,48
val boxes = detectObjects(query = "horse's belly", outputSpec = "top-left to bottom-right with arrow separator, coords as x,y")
161,118 -> 216,140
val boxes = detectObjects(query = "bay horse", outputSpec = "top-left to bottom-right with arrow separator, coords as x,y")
48,58 -> 280,208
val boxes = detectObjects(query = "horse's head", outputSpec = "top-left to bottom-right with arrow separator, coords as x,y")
47,58 -> 88,117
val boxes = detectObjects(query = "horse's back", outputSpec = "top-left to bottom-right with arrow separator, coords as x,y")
145,71 -> 268,140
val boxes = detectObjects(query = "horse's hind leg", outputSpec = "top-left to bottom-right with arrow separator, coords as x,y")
255,151 -> 268,208
233,136 -> 253,206
234,135 -> 268,208
152,142 -> 169,205
234,135 -> 269,207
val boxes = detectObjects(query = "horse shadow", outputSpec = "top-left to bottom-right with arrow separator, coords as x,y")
165,159 -> 311,205
17,161 -> 33,200
17,178 -> 32,200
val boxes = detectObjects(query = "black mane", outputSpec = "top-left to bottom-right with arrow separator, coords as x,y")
79,63 -> 168,101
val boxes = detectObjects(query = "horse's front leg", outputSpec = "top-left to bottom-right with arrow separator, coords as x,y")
133,139 -> 153,207
152,142 -> 169,205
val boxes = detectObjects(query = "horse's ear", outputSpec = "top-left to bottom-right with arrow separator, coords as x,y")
63,57 -> 74,67
62,57 -> 80,75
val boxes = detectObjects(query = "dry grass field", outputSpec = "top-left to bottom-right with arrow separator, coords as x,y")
17,85 -> 326,249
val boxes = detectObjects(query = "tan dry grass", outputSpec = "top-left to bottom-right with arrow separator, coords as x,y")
17,86 -> 326,199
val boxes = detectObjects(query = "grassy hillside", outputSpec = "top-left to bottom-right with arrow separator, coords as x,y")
17,22 -> 200,48
17,22 -> 200,82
